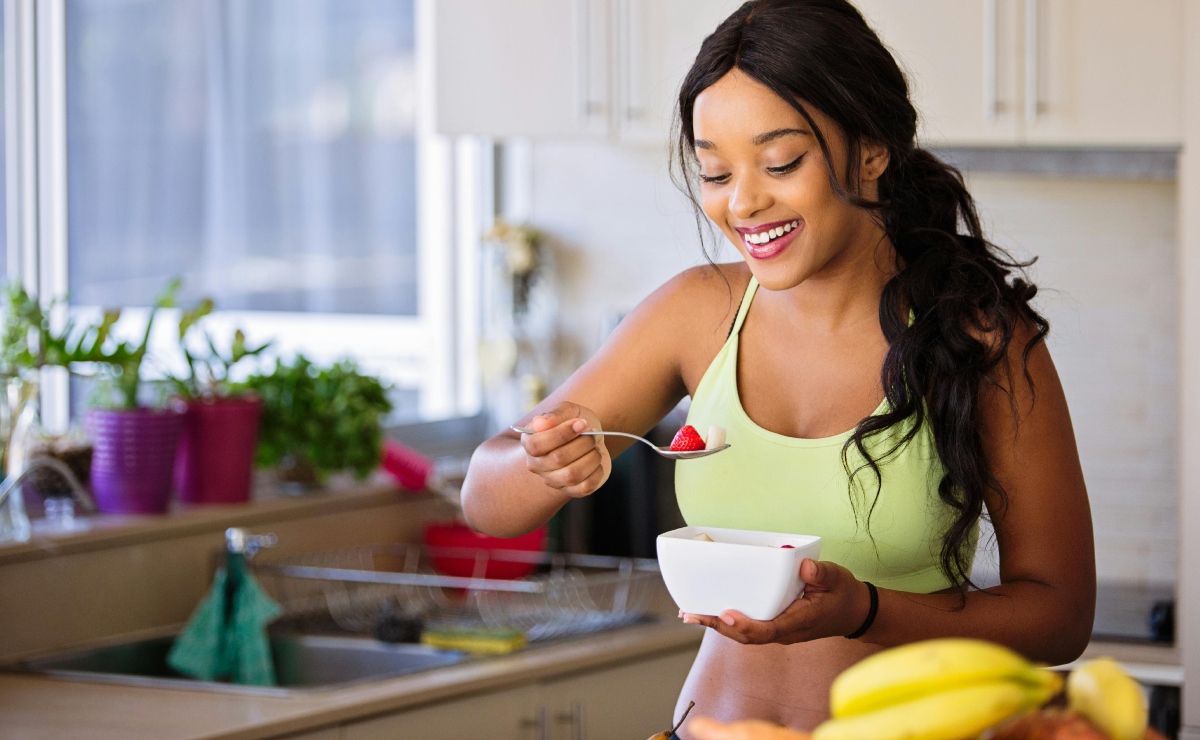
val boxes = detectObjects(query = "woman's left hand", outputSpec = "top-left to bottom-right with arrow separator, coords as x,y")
681,559 -> 871,644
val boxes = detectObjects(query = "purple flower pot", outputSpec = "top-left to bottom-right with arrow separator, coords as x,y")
87,407 -> 184,515
174,396 -> 262,506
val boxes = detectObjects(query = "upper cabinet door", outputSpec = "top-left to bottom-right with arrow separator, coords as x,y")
614,0 -> 741,144
853,0 -> 1023,147
434,0 -> 612,138
1022,0 -> 1184,146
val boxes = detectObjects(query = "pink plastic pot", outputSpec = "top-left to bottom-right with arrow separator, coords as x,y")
423,522 -> 548,580
174,396 -> 262,506
87,407 -> 184,515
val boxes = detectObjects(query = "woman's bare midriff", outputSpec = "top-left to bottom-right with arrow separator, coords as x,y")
674,629 -> 883,736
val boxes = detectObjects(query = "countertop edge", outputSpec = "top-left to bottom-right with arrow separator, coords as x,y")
0,621 -> 706,740
204,622 -> 705,740
0,480 -> 416,566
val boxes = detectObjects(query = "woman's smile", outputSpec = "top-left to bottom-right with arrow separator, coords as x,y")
735,219 -> 803,260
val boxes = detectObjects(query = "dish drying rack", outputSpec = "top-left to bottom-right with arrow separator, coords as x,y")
251,545 -> 661,642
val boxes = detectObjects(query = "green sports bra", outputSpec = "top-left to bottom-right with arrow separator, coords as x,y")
675,277 -> 976,594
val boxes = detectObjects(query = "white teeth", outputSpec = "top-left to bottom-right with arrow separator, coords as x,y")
743,221 -> 801,246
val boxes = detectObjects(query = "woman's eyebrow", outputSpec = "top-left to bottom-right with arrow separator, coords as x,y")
693,128 -> 811,151
752,128 -> 811,145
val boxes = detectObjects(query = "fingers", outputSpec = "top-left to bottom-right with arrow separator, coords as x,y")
517,406 -> 608,497
799,558 -> 825,588
525,402 -> 582,433
541,447 -> 604,491
559,458 -> 607,498
679,610 -> 777,644
524,433 -> 598,474
521,417 -> 589,457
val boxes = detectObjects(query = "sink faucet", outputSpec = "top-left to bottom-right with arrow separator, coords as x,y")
0,456 -> 95,511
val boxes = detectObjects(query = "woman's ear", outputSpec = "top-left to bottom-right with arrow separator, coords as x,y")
859,140 -> 891,183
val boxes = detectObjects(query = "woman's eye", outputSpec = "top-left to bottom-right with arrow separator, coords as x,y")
767,154 -> 805,175
699,172 -> 730,185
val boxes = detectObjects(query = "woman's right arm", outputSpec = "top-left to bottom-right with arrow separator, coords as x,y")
461,265 -> 743,538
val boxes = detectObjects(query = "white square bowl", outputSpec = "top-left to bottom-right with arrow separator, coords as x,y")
656,526 -> 822,621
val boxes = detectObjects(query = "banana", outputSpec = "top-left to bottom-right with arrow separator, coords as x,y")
814,679 -> 1048,740
1067,658 -> 1148,740
830,638 -> 1049,718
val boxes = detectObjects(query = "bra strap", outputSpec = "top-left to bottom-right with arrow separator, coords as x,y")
729,277 -> 759,338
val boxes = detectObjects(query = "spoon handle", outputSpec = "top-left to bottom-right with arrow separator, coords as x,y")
510,426 -> 655,448
511,424 -> 652,446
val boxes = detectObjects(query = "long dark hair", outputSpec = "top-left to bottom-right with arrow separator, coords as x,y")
673,0 -> 1048,589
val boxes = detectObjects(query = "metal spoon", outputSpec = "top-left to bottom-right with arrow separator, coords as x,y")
510,426 -> 730,460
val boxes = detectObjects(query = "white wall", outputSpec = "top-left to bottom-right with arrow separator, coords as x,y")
530,142 -> 712,360
529,141 -> 1179,587
970,174 -> 1178,587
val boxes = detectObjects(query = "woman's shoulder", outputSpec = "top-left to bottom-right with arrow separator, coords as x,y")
645,261 -> 752,335
629,261 -> 752,390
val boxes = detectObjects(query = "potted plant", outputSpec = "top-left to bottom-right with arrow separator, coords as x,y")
82,279 -> 186,514
0,282 -> 117,525
238,356 -> 392,489
170,299 -> 269,506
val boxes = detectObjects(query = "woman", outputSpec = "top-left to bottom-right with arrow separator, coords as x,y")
461,0 -> 1095,734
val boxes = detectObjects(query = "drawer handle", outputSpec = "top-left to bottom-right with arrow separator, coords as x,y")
555,702 -> 587,740
519,706 -> 548,740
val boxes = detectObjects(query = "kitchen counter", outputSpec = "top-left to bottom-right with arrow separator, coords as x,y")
0,619 -> 705,740
0,475 -> 406,568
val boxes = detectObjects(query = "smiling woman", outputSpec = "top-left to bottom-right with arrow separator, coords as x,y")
461,0 -> 1095,735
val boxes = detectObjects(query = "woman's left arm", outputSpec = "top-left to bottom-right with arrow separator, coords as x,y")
685,335 -> 1096,666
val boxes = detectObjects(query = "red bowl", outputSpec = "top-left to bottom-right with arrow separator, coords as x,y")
422,522 -> 548,580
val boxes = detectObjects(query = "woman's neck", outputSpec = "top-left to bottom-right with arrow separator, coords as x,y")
770,224 -> 898,335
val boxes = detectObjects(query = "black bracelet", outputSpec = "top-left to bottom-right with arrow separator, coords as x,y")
845,581 -> 878,640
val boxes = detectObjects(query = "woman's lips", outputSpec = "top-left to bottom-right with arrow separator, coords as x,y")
739,220 -> 802,260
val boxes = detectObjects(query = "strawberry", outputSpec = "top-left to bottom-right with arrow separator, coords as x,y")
781,545 -> 795,549
670,425 -> 706,451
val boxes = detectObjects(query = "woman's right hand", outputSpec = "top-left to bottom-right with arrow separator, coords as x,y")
518,401 -> 612,498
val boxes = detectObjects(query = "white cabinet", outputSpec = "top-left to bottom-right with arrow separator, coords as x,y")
343,684 -> 541,740
339,647 -> 699,740
1022,0 -> 1184,146
434,0 -> 612,139
433,0 -> 738,143
853,0 -> 1183,147
612,0 -> 740,143
539,649 -> 696,740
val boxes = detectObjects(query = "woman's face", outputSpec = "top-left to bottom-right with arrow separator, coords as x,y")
692,69 -> 889,292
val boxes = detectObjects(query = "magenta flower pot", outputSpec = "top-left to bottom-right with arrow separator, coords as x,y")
87,407 -> 184,515
174,396 -> 262,506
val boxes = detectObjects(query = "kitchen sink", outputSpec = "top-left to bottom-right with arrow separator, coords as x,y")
12,634 -> 469,695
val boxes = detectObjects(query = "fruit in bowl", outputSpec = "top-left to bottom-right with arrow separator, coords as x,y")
656,525 -> 822,620
423,521 -> 547,580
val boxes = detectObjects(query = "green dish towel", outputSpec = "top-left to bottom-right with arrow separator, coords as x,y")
166,552 -> 282,686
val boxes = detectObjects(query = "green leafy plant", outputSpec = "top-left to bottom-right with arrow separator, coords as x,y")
171,298 -> 270,400
1,282 -> 120,375
0,278 -> 180,408
237,356 -> 393,481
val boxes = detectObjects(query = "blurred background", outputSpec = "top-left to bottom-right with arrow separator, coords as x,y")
0,2 -> 1197,739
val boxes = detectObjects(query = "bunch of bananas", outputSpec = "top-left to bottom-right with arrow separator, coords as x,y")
813,639 -> 1063,740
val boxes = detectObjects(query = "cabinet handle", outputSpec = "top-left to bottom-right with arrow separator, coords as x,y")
982,0 -> 998,121
520,706 -> 549,740
555,702 -> 587,740
1024,0 -> 1039,123
619,0 -> 643,122
573,0 -> 604,120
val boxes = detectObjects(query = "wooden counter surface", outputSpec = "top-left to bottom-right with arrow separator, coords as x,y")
0,619 -> 705,740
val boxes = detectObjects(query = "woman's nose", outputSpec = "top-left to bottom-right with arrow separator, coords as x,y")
727,175 -> 772,220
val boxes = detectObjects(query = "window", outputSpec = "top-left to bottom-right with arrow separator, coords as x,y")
9,0 -> 482,430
